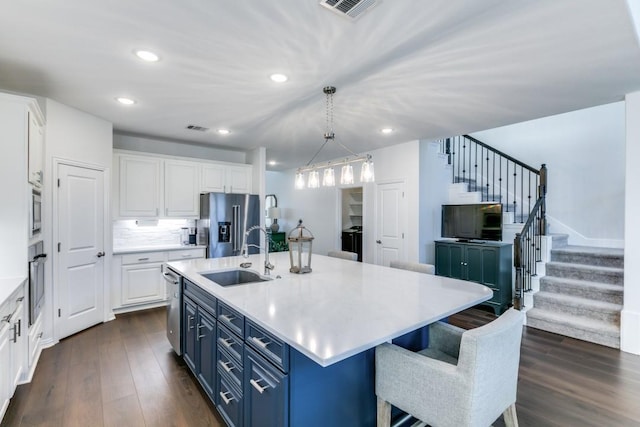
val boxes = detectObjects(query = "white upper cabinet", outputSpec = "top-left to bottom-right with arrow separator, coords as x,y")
200,163 -> 226,193
118,155 -> 162,218
201,162 -> 252,194
27,110 -> 45,187
164,160 -> 199,217
225,164 -> 252,194
114,150 -> 254,219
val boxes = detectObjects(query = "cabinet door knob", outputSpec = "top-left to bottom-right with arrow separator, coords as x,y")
376,240 -> 382,244
96,251 -> 105,258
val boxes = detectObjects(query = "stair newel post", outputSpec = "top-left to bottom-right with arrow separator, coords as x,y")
514,233 -> 523,310
539,164 -> 547,236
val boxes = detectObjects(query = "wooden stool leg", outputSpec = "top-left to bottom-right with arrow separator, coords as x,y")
503,403 -> 519,427
377,396 -> 391,427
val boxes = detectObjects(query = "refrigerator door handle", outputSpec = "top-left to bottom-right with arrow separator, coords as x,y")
232,205 -> 240,253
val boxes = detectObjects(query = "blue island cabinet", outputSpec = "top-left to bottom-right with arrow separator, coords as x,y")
182,279 -> 217,401
181,279 -> 379,426
243,319 -> 377,427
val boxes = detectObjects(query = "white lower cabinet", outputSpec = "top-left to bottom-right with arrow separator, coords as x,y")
1,281 -> 27,421
119,251 -> 166,307
112,248 -> 205,312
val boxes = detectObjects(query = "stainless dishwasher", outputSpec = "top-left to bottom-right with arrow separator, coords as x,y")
163,266 -> 182,355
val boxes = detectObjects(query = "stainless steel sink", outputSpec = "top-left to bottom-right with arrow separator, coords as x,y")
199,269 -> 271,287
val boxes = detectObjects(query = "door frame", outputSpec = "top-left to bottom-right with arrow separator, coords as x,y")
373,179 -> 408,266
51,157 -> 112,341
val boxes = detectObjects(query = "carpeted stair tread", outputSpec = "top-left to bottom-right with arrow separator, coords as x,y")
526,308 -> 620,348
545,261 -> 623,284
539,276 -> 623,304
551,245 -> 624,268
533,291 -> 621,323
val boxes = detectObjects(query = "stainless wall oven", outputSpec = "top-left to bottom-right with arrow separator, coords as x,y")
28,241 -> 46,325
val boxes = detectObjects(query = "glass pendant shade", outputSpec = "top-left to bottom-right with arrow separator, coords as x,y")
308,170 -> 320,188
295,171 -> 305,189
322,168 -> 335,187
360,159 -> 375,183
340,164 -> 354,185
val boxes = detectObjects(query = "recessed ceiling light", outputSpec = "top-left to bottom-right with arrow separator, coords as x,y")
217,129 -> 231,135
381,127 -> 394,134
270,73 -> 288,83
268,160 -> 277,166
116,97 -> 136,105
134,49 -> 160,62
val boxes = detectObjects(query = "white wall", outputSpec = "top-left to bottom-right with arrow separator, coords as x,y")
622,91 -> 640,355
44,98 -> 113,340
113,133 -> 247,164
418,141 -> 451,264
472,102 -> 625,247
266,170 -> 339,257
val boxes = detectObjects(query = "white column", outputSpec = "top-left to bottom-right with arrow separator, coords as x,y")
622,91 -> 640,354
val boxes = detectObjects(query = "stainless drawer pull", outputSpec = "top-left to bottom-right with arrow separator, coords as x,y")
16,318 -> 21,337
251,336 -> 271,349
250,378 -> 270,394
187,315 -> 195,330
16,296 -> 24,303
219,390 -> 236,405
1,314 -> 11,323
197,324 -> 206,340
220,360 -> 235,373
220,338 -> 234,349
219,314 -> 236,323
138,257 -> 150,261
12,322 -> 19,343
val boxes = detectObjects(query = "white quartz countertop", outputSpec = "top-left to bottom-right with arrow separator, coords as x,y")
113,244 -> 207,255
0,276 -> 27,306
167,252 -> 492,367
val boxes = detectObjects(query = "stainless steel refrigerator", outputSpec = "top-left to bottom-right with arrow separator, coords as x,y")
198,192 -> 261,258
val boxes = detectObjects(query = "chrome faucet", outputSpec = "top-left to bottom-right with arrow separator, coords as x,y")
243,225 -> 274,275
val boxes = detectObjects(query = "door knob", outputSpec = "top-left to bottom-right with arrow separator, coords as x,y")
376,240 -> 382,244
96,251 -> 105,258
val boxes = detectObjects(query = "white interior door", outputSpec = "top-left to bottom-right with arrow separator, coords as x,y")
375,181 -> 406,266
56,163 -> 105,339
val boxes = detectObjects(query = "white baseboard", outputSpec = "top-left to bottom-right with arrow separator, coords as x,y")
546,215 -> 624,248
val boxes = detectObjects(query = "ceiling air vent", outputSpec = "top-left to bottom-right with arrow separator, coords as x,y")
319,0 -> 379,20
186,125 -> 209,132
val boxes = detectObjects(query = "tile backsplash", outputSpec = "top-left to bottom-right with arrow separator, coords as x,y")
113,219 -> 196,248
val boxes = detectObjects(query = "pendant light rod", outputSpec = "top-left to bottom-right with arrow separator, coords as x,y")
297,154 -> 372,174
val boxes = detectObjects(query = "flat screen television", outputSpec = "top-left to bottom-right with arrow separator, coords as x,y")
441,203 -> 503,242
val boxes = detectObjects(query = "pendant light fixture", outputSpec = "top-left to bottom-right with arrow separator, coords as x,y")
295,86 -> 375,189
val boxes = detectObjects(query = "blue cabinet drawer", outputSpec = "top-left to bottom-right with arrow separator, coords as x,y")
218,346 -> 243,390
216,372 -> 243,427
245,320 -> 289,373
183,279 -> 217,316
218,322 -> 243,365
217,301 -> 244,338
244,346 -> 289,427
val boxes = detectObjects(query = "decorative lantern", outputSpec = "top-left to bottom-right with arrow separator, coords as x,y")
288,219 -> 314,274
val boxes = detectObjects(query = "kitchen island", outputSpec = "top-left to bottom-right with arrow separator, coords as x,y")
167,252 -> 492,427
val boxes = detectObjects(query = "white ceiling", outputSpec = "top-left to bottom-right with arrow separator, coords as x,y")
1,0 -> 639,170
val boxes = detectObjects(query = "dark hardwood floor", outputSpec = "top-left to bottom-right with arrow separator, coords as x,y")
3,307 -> 640,426
2,308 -> 224,427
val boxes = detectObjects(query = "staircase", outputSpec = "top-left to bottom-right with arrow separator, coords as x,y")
526,236 -> 624,348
